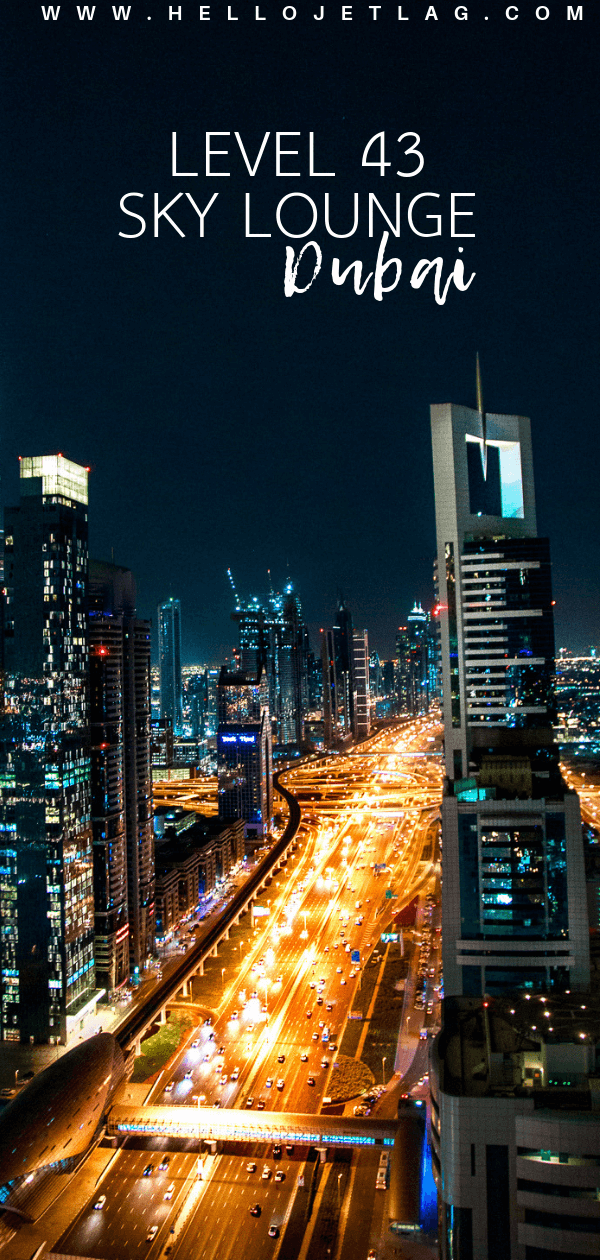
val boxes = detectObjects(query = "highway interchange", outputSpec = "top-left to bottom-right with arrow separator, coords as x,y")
57,717 -> 443,1260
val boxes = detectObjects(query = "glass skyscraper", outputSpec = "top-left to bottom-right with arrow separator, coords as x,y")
216,667 -> 272,836
396,602 -> 432,715
158,597 -> 182,736
0,456 -> 95,1044
231,581 -> 308,749
89,561 -> 154,989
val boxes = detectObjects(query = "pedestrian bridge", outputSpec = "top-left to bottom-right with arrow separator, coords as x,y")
106,1104 -> 398,1149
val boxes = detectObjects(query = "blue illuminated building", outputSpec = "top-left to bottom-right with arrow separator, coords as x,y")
216,667 -> 272,837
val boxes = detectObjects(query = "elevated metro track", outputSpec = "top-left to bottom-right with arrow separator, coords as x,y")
115,773 -> 301,1053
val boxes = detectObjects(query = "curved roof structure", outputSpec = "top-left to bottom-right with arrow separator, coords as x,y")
0,1032 -> 124,1222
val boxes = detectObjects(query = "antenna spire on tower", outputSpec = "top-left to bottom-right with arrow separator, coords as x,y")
476,351 -> 488,479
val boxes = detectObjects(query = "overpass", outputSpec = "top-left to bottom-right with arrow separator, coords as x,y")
106,1103 -> 397,1149
115,773 -> 301,1055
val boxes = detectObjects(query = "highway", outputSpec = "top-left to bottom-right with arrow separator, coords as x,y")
57,716 -> 442,1260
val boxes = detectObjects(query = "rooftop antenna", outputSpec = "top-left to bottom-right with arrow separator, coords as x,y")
267,568 -> 275,597
227,567 -> 241,611
476,351 -> 487,479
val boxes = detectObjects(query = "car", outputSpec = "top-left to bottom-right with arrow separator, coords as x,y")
208,1031 -> 215,1041
273,1143 -> 282,1158
164,1081 -> 174,1093
221,1074 -> 228,1085
266,1077 -> 274,1088
276,1078 -> 285,1090
203,1052 -> 211,1062
286,1143 -> 295,1155
316,996 -> 323,1005
257,1098 -> 266,1110
191,1039 -> 200,1049
246,1161 -> 257,1172
367,1251 -> 377,1259
143,1164 -> 154,1177
341,978 -> 347,985
336,966 -> 342,974
312,1031 -> 319,1041
307,1076 -> 316,1086
274,1167 -> 286,1182
300,1052 -> 309,1062
246,1096 -> 254,1108
277,1053 -> 285,1063
94,1195 -> 106,1210
262,1166 -> 272,1180
324,945 -> 329,952
158,1156 -> 170,1170
231,1067 -> 239,1081
329,1044 -> 338,1052
276,975 -> 283,984
310,981 -> 316,989
420,1028 -> 428,1040
268,1225 -> 280,1238
250,1204 -> 262,1217
204,1017 -> 212,1025
231,1009 -> 239,1020
354,1104 -> 367,1116
164,1182 -> 175,1200
306,1010 -> 312,1018
184,1069 -> 193,1079
146,1226 -> 158,1242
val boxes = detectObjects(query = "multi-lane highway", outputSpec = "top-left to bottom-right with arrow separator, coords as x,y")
57,717 -> 443,1260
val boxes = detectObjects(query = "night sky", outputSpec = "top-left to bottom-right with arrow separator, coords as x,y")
2,5 -> 598,663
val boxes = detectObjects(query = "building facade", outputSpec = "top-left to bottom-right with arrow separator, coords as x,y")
431,399 -> 589,996
431,995 -> 600,1260
88,561 -> 154,988
0,456 -> 96,1044
216,667 -> 272,836
396,602 -> 433,715
231,581 -> 308,749
352,630 -> 371,739
322,597 -> 355,746
158,597 -> 183,736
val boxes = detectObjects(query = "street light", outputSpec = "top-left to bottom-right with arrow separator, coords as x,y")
221,967 -> 226,992
382,1056 -> 387,1087
337,1172 -> 342,1214
196,1094 -> 204,1180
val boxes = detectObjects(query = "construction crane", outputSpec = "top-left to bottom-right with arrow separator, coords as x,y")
226,568 -> 241,610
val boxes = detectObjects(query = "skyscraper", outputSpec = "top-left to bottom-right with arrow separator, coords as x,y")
396,603 -> 431,715
352,630 -> 371,739
322,597 -> 355,746
231,579 -> 308,749
216,667 -> 272,836
88,562 -> 154,987
158,597 -> 182,736
0,456 -> 96,1044
431,393 -> 589,995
